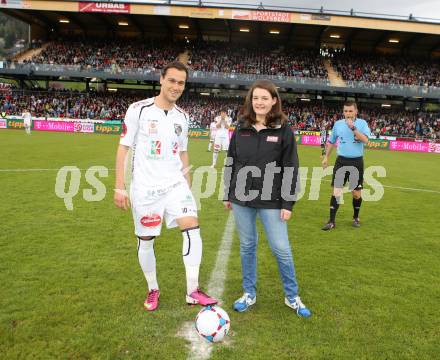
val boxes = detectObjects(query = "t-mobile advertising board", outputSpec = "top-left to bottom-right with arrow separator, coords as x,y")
2,118 -> 438,154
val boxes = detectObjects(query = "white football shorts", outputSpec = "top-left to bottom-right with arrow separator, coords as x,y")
214,136 -> 229,151
131,182 -> 198,237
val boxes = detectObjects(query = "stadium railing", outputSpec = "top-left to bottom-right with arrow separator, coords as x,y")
1,62 -> 440,99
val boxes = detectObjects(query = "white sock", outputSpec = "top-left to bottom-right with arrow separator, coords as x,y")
208,142 -> 212,151
137,238 -> 158,291
182,227 -> 202,294
212,152 -> 218,166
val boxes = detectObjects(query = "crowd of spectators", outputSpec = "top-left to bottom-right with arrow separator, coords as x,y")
187,41 -> 328,78
10,39 -> 440,89
25,40 -> 328,79
285,102 -> 439,139
0,89 -> 138,120
331,52 -> 440,87
29,40 -> 182,73
1,89 -> 438,139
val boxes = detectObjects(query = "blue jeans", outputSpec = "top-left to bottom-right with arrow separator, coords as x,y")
231,203 -> 299,300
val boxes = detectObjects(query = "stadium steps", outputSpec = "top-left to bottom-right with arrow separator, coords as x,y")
13,42 -> 52,63
323,59 -> 346,87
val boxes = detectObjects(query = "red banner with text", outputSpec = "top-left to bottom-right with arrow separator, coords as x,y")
79,2 -> 130,14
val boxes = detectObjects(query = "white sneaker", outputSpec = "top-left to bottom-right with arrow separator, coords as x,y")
233,293 -> 256,312
284,296 -> 312,317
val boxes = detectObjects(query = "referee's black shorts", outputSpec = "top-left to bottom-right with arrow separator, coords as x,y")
331,156 -> 364,191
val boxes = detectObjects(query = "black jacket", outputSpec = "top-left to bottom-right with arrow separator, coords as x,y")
224,120 -> 300,211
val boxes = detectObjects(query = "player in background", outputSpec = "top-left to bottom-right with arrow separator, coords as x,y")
114,61 -> 217,311
22,109 -> 32,135
207,119 -> 217,152
321,101 -> 371,230
211,109 -> 232,168
319,125 -> 328,159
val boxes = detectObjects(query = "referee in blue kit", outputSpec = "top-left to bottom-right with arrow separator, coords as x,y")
321,101 -> 371,231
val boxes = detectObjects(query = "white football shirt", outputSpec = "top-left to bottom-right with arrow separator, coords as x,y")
209,121 -> 217,136
22,112 -> 32,124
214,115 -> 232,138
120,97 -> 189,192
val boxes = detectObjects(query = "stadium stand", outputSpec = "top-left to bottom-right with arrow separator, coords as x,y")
14,39 -> 438,88
1,90 -> 438,139
330,52 -> 440,87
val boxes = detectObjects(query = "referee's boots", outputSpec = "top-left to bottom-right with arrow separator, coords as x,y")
352,218 -> 361,228
321,222 -> 336,231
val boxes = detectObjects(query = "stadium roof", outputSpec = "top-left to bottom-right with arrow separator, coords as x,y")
1,1 -> 440,55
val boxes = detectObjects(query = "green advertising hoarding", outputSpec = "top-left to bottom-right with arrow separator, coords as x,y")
366,139 -> 390,150
94,123 -> 123,135
6,119 -> 25,129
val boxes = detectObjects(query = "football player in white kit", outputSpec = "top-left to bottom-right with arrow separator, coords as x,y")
211,110 -> 232,168
22,109 -> 32,135
114,62 -> 217,311
207,119 -> 217,152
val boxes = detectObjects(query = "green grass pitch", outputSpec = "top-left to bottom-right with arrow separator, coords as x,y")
1,130 -> 439,359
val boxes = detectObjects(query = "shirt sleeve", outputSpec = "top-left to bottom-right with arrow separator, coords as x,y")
178,115 -> 189,152
119,104 -> 139,147
223,128 -> 237,201
280,126 -> 299,211
328,125 -> 337,144
360,120 -> 371,137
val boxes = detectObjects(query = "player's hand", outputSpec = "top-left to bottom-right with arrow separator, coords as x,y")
223,201 -> 232,210
345,118 -> 354,129
280,209 -> 291,221
322,156 -> 328,169
114,189 -> 130,210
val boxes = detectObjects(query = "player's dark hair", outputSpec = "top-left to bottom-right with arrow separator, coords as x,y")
161,61 -> 189,80
343,101 -> 358,109
241,80 -> 287,128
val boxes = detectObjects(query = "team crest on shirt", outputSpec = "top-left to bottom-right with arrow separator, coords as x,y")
174,124 -> 182,136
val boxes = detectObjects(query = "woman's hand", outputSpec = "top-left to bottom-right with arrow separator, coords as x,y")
223,201 -> 232,210
280,209 -> 291,221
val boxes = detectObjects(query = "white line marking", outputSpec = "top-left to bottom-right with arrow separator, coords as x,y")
177,212 -> 235,360
316,178 -> 440,194
382,184 -> 440,194
0,168 -> 116,172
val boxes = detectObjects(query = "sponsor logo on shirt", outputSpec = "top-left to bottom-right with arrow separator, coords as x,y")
132,100 -> 153,109
147,119 -> 158,136
150,140 -> 161,155
140,214 -> 162,227
172,142 -> 179,155
181,194 -> 194,206
266,136 -> 279,142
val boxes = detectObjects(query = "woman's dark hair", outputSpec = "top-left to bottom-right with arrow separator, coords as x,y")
241,80 -> 287,128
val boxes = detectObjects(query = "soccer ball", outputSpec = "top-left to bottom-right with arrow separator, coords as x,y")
195,305 -> 230,343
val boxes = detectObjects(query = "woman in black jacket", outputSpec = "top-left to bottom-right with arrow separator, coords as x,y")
223,79 -> 311,317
